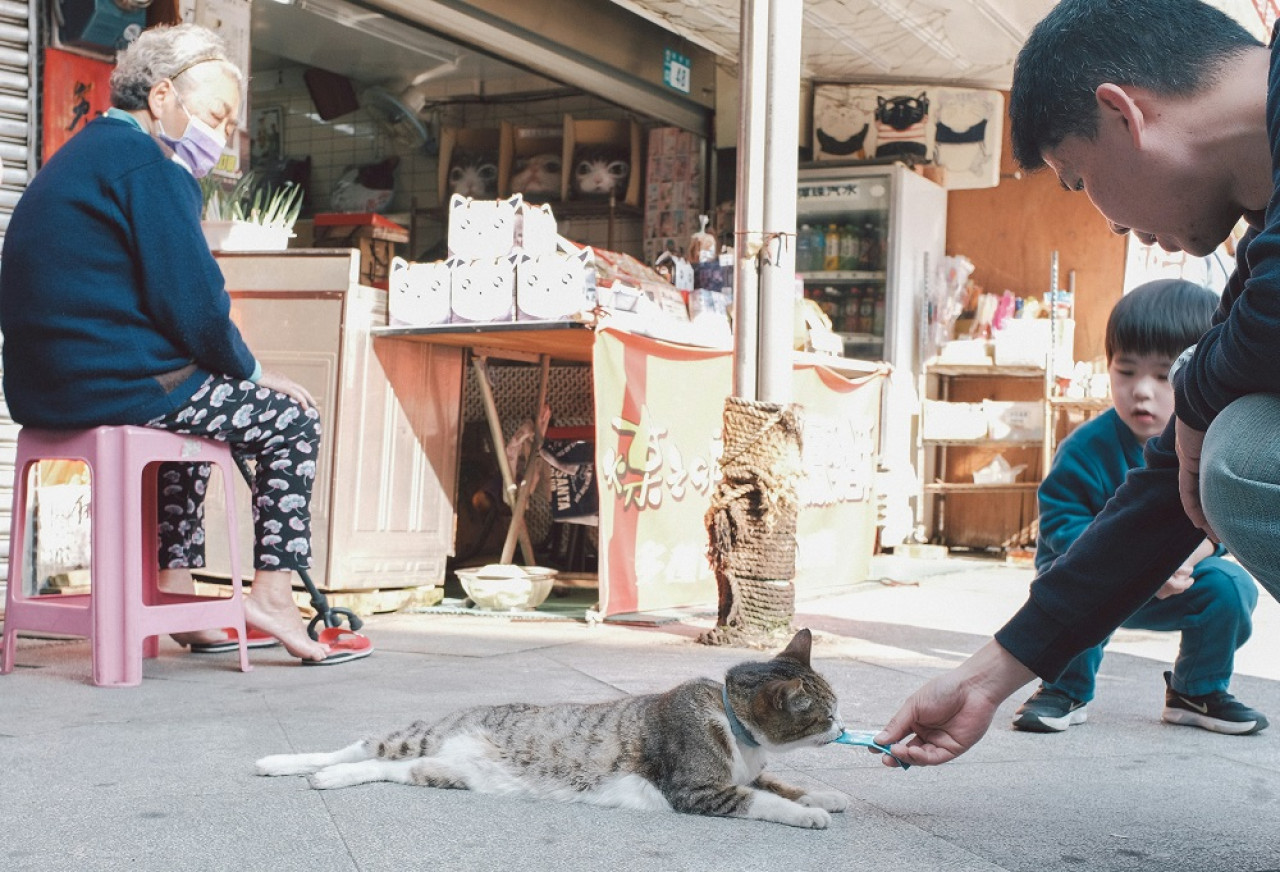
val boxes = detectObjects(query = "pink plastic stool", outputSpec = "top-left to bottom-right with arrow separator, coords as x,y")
1,426 -> 251,686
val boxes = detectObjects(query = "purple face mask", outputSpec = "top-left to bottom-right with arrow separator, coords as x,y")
157,89 -> 226,178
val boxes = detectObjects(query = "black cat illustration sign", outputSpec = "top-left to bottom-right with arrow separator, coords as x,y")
812,83 -> 1004,190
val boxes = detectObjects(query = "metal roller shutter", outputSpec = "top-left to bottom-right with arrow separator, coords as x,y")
0,0 -> 36,591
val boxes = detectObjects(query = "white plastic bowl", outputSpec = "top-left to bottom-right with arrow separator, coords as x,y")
455,564 -> 558,611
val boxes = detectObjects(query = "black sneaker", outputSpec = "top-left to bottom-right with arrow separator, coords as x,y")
1012,686 -> 1088,733
1161,672 -> 1269,735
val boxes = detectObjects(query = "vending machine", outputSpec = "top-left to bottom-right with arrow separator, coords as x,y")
796,162 -> 947,545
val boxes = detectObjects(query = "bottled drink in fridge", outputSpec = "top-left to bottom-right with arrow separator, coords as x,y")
858,285 -> 875,334
839,224 -> 859,270
871,285 -> 886,336
860,221 -> 883,271
797,224 -> 816,272
824,224 -> 841,271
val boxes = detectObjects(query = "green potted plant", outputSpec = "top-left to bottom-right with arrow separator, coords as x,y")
200,172 -> 304,251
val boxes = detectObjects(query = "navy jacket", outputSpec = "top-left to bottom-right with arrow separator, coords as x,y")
0,115 -> 255,428
995,35 -> 1280,681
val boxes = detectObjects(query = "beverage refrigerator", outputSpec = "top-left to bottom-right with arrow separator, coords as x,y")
796,162 -> 947,546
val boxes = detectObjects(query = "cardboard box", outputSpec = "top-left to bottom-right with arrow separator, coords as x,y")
515,249 -> 595,321
388,256 -> 452,327
500,122 -> 564,202
451,256 -> 517,323
562,116 -> 642,207
438,127 -> 501,202
446,194 -> 521,260
984,400 -> 1044,441
312,212 -> 408,289
922,400 -> 988,441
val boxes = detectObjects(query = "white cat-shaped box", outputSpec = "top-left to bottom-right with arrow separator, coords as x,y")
451,255 -> 518,323
388,256 -> 452,327
516,200 -> 557,257
447,193 -> 522,261
516,249 -> 595,321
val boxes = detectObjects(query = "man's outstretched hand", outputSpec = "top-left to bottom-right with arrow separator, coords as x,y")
875,640 -> 1036,768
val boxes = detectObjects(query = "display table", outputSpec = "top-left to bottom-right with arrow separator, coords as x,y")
374,320 -> 596,568
374,320 -> 887,619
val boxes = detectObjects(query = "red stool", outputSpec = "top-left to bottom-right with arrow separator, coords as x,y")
0,426 -> 250,686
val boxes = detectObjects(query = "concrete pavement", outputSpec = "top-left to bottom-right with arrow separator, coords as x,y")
3,555 -> 1280,871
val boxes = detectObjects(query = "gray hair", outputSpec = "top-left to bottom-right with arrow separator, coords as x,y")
109,23 -> 243,110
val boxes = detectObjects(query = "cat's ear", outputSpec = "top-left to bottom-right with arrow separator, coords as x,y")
776,628 -> 812,667
765,678 -> 812,714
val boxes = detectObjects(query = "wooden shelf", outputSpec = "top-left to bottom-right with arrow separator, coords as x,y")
1050,396 -> 1112,410
925,363 -> 1046,378
922,438 -> 1042,447
925,482 -> 1039,494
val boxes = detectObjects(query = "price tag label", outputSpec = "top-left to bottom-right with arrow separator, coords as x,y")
663,49 -> 691,94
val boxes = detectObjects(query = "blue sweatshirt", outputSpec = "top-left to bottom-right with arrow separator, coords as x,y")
1034,409 -> 1144,575
0,114 -> 256,428
995,33 -> 1280,680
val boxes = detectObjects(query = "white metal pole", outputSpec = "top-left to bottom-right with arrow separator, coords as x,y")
756,0 -> 802,403
732,0 -> 769,400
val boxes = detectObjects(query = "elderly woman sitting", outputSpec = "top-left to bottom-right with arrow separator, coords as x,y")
0,24 -> 365,665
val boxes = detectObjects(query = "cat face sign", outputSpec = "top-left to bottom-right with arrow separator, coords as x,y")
572,147 -> 630,198
448,149 -> 498,199
511,153 -> 562,200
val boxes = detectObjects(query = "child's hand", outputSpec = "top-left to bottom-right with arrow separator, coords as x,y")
1154,568 -> 1194,599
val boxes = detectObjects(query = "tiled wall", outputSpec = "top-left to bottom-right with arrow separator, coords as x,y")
249,64 -> 643,258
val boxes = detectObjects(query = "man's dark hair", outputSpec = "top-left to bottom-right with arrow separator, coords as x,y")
1105,279 -> 1219,362
1010,0 -> 1260,170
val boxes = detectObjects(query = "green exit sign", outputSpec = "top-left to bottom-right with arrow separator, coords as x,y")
663,49 -> 691,94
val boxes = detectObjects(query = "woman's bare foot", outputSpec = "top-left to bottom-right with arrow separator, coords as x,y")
243,595 -> 328,662
172,628 -> 231,647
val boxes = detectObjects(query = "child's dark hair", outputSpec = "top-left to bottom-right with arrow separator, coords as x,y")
1105,279 -> 1219,363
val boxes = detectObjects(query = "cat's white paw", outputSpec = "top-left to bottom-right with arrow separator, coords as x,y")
307,766 -> 349,790
788,806 -> 832,829
800,790 -> 849,813
255,754 -> 315,777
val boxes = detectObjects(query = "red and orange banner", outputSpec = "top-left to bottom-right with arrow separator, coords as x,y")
593,327 -> 884,618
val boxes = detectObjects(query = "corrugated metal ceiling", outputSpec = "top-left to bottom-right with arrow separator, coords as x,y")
607,0 -> 1275,89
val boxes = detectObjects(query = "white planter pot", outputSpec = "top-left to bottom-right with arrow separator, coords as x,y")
201,220 -> 293,252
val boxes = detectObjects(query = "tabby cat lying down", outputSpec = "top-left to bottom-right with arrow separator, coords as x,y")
256,629 -> 849,828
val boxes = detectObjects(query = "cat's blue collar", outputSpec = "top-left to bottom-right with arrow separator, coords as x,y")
722,685 -> 760,748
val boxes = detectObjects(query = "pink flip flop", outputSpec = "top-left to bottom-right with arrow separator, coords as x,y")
301,627 -> 373,666
189,627 -> 281,654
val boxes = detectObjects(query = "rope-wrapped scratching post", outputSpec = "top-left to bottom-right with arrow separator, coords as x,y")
699,396 -> 803,648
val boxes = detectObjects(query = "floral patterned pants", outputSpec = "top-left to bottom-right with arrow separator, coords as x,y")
145,375 -> 322,572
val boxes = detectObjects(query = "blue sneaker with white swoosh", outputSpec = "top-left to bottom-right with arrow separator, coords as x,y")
1161,671 -> 1269,735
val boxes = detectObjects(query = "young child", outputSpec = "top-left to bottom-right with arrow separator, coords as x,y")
1013,279 -> 1266,735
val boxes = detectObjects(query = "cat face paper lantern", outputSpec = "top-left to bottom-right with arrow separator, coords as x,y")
447,193 -> 521,261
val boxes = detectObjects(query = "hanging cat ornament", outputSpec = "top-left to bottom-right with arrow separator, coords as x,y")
448,149 -> 499,199
256,629 -> 907,829
572,145 -> 630,199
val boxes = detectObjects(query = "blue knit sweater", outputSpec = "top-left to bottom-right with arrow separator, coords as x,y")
0,114 -> 255,428
995,29 -> 1280,681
